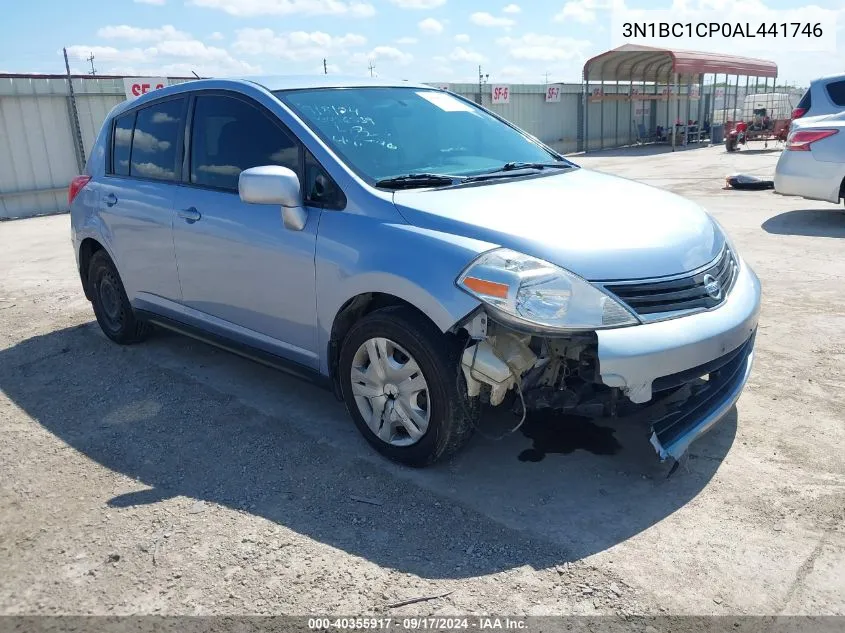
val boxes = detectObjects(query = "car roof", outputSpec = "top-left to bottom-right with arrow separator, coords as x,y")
242,74 -> 433,91
107,75 -> 438,118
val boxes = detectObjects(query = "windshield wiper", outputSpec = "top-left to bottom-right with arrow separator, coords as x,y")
501,161 -> 573,172
375,173 -> 461,189
462,161 -> 573,183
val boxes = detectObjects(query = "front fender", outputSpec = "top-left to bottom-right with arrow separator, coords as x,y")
315,214 -> 497,376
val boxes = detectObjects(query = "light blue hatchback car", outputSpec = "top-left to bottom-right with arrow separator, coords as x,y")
70,76 -> 761,467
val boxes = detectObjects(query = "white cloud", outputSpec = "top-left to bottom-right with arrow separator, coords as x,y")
502,3 -> 521,12
96,24 -> 191,42
418,18 -> 444,34
233,29 -> 366,61
189,0 -> 376,17
395,36 -> 419,44
209,32 -> 225,40
497,33 -> 591,61
367,46 -> 414,65
500,64 -> 525,78
470,12 -> 515,27
388,0 -> 446,8
453,33 -> 470,43
134,0 -> 166,4
449,46 -> 486,63
69,26 -> 260,77
554,0 -> 623,24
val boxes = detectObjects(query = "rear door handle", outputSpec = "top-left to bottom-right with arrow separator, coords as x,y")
104,193 -> 118,207
178,207 -> 202,223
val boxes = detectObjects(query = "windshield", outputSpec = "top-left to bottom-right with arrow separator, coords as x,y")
276,87 -> 567,182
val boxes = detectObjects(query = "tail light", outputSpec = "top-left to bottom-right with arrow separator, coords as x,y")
785,129 -> 838,151
791,107 -> 807,119
68,175 -> 91,205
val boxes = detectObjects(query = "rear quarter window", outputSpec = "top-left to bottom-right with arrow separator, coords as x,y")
796,89 -> 811,111
825,80 -> 845,107
111,113 -> 135,176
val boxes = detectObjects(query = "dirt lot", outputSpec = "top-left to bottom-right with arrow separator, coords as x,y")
1,144 -> 843,617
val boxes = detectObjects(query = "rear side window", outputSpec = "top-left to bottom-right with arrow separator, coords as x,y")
825,80 -> 845,107
130,99 -> 184,182
111,113 -> 134,177
190,94 -> 299,191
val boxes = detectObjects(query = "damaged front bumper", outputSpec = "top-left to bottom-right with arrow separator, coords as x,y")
459,258 -> 761,462
596,259 -> 760,460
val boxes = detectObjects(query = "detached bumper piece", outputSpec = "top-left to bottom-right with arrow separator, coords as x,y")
649,331 -> 756,461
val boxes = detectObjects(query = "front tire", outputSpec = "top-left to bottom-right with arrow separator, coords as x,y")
87,250 -> 150,345
338,306 -> 476,466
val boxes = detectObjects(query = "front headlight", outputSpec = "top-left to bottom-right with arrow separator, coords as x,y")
456,248 -> 639,331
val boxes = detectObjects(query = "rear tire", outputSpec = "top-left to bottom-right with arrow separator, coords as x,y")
87,250 -> 150,345
338,306 -> 476,467
725,136 -> 737,152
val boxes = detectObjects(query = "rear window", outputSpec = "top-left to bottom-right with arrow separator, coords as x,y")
825,80 -> 845,107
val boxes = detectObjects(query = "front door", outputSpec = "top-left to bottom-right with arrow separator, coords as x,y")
171,93 -> 320,369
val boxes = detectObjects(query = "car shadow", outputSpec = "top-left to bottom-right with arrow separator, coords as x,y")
0,322 -> 736,579
762,209 -> 845,238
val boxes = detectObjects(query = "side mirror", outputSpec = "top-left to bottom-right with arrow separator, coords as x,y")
238,165 -> 308,231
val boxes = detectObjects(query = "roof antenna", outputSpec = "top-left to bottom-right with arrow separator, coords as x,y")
191,70 -> 200,79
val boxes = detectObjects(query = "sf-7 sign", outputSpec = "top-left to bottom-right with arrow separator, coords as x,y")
123,77 -> 168,101
491,85 -> 510,104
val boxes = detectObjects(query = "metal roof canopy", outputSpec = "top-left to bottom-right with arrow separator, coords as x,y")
583,44 -> 778,82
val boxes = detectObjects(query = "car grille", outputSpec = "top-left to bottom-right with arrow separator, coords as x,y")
604,246 -> 737,317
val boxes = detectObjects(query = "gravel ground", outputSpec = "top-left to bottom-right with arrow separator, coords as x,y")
0,144 -> 843,617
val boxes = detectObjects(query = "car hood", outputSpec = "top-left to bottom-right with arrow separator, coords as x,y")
392,168 -> 724,281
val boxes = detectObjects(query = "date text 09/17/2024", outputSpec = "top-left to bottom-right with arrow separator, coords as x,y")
307,617 -> 527,630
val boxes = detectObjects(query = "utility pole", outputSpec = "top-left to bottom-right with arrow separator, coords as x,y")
323,58 -> 327,75
543,71 -> 550,84
477,65 -> 488,105
368,60 -> 376,77
86,52 -> 96,76
63,47 -> 86,172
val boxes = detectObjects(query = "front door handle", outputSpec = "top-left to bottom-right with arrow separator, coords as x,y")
178,207 -> 202,223
104,193 -> 118,207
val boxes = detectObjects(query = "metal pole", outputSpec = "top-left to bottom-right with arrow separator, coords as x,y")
600,79 -> 605,150
63,47 -> 86,172
629,79 -> 634,145
584,71 -> 590,153
710,73 -> 718,129
732,74 -> 740,121
671,73 -> 678,152
615,80 -> 620,148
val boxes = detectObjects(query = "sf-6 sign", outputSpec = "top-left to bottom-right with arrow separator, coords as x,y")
491,85 -> 510,104
545,84 -> 561,103
123,77 -> 169,101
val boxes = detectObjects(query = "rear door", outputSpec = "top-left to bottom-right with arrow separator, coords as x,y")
98,97 -> 186,305
171,92 -> 327,369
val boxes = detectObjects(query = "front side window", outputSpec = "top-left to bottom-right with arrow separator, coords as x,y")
130,99 -> 184,181
111,113 -> 135,176
277,87 -> 562,182
190,95 -> 299,191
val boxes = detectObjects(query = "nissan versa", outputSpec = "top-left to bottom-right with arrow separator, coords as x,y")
69,76 -> 761,467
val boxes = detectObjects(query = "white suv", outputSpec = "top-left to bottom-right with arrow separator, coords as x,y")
792,74 -> 845,124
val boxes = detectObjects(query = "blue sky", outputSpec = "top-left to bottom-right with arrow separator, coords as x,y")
2,0 -> 843,86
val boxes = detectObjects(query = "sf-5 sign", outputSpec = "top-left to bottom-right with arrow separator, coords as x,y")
123,78 -> 169,101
